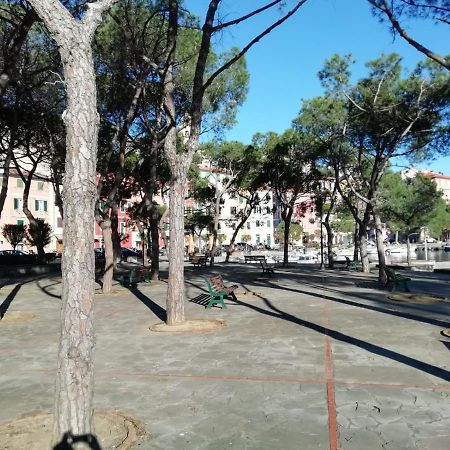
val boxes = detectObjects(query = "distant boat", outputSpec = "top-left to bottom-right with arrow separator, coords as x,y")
385,246 -> 408,255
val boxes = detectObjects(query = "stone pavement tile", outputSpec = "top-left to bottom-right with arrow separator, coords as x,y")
93,374 -> 329,450
0,372 -> 54,422
335,385 -> 450,450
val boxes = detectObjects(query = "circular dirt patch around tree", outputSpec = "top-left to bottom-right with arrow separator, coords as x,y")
441,328 -> 450,338
387,293 -> 447,304
150,318 -> 226,333
0,311 -> 37,324
0,410 -> 149,450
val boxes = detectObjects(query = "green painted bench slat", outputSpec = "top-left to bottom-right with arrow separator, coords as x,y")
205,278 -> 227,309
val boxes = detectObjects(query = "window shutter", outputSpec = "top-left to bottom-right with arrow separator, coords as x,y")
44,201 -> 48,212
35,200 -> 39,211
14,198 -> 18,209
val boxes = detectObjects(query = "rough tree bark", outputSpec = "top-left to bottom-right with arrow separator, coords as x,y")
373,209 -> 387,284
282,208 -> 294,267
27,0 -> 117,445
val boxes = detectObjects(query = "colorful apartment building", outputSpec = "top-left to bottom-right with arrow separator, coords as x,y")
0,169 -> 63,252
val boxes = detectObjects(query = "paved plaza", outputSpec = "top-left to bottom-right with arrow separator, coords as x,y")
1,262 -> 450,449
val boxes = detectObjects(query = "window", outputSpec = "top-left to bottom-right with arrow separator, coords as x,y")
120,202 -> 127,213
256,220 -> 260,227
17,219 -> 24,226
256,234 -> 260,244
239,196 -> 243,204
16,179 -> 24,188
37,181 -> 44,191
247,223 -> 251,230
266,235 -> 271,246
255,207 -> 261,214
13,198 -> 23,210
266,207 -> 272,214
230,192 -> 236,199
35,200 -> 48,212
230,206 -> 237,215
267,220 -> 271,228
120,222 -> 126,235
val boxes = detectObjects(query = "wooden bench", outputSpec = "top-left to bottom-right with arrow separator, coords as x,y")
260,260 -> 275,276
191,255 -> 208,268
205,275 -> 238,308
120,267 -> 150,286
385,267 -> 411,292
244,255 -> 266,264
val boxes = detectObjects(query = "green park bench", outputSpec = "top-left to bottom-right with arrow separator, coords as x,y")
385,267 -> 411,292
260,259 -> 275,276
345,256 -> 360,271
120,267 -> 151,287
204,274 -> 238,308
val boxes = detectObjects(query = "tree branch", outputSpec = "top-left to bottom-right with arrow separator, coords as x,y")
202,0 -> 307,93
369,0 -> 450,71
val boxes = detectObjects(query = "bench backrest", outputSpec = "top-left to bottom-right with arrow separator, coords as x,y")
209,274 -> 224,291
206,275 -> 225,294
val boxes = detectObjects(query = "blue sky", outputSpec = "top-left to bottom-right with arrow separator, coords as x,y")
187,0 -> 449,173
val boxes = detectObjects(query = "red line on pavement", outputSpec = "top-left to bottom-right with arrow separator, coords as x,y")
323,301 -> 340,450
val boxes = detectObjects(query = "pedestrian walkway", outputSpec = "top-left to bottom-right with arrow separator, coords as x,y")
1,263 -> 450,449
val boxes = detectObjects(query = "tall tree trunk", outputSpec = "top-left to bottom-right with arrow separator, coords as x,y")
283,210 -> 293,267
21,169 -> 46,261
98,218 -> 114,293
373,211 -> 387,284
407,236 -> 412,266
359,232 -> 370,272
54,44 -> 98,443
110,207 -> 121,268
324,221 -> 334,269
0,114 -> 17,219
149,216 -> 160,279
27,1 -> 118,445
210,192 -> 221,266
226,219 -> 247,262
353,222 -> 360,262
166,175 -> 186,324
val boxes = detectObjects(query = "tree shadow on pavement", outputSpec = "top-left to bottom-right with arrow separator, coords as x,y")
0,283 -> 22,319
234,294 -> 450,383
252,278 -> 450,329
127,287 -> 166,322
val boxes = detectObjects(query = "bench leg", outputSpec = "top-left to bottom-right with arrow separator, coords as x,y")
206,294 -> 226,309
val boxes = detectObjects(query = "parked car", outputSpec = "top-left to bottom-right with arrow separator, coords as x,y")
0,250 -> 39,264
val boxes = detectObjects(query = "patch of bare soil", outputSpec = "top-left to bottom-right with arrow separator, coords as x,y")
387,293 -> 447,304
0,311 -> 37,324
94,289 -> 126,296
0,410 -> 149,450
150,318 -> 226,333
441,328 -> 450,338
